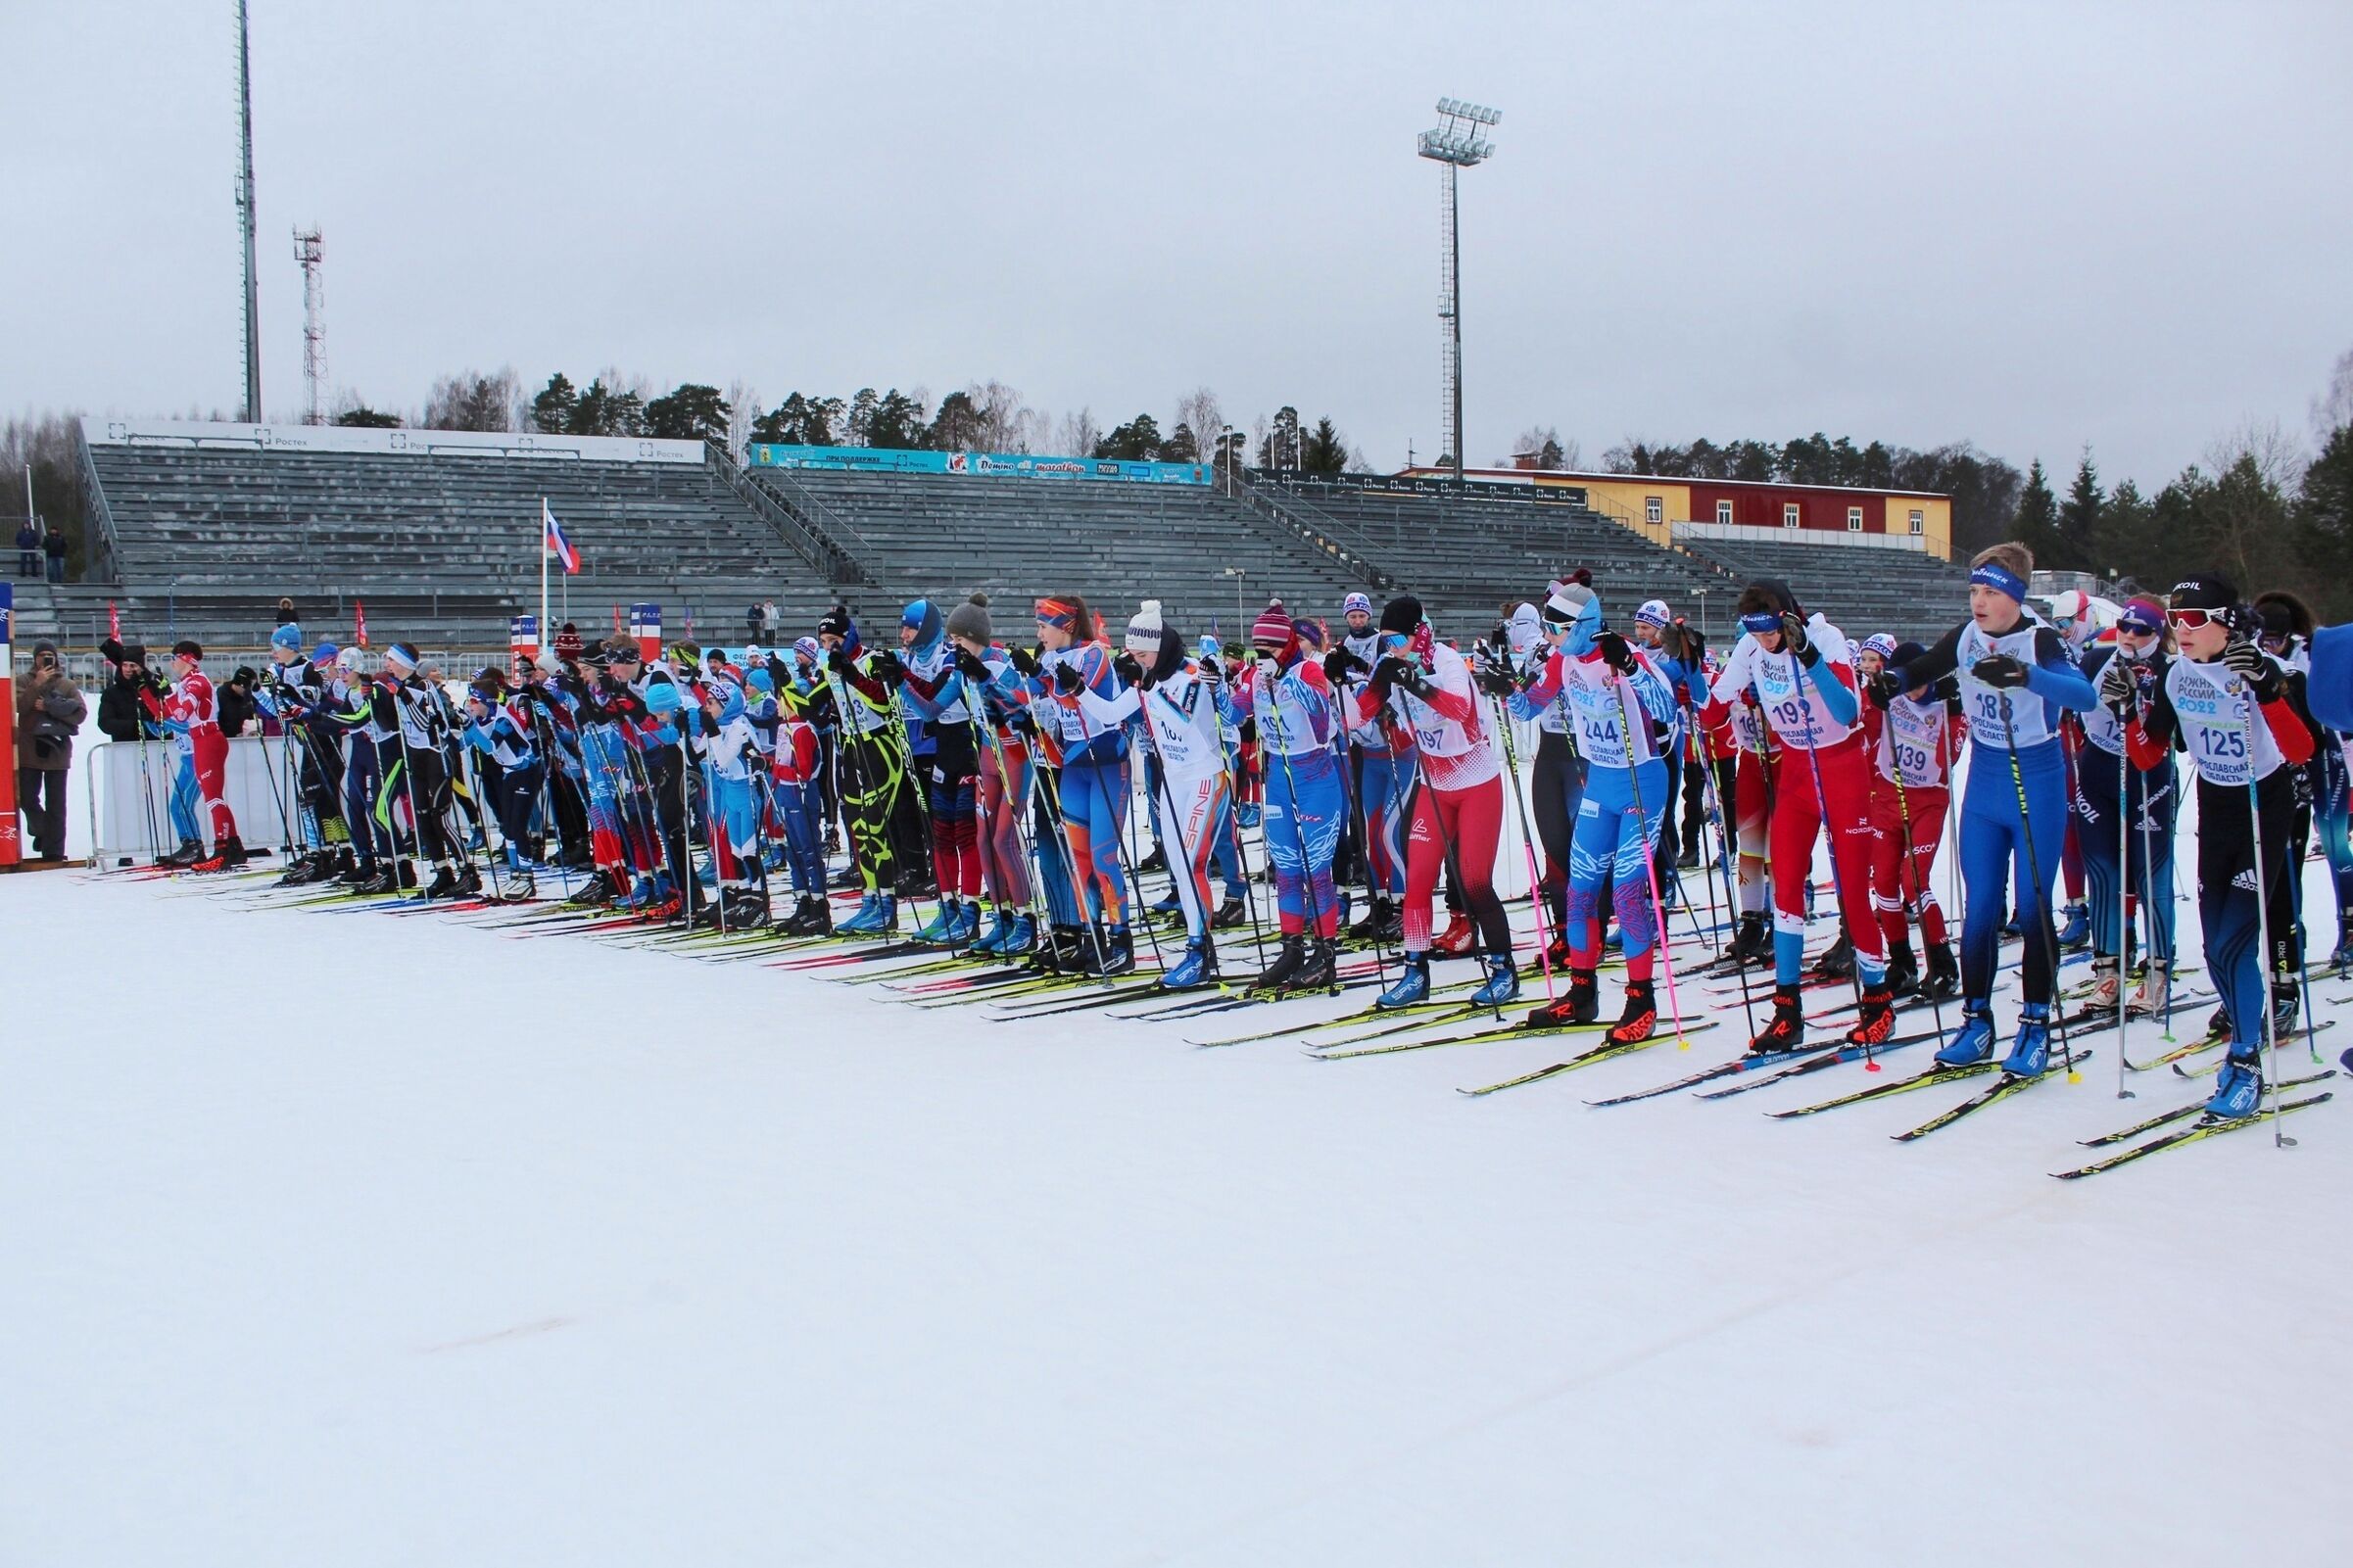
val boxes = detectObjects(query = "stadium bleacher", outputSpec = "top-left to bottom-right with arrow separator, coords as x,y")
56,421 -> 1968,664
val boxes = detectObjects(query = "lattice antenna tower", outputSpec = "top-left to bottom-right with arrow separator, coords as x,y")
294,227 -> 326,424
1417,98 -> 1499,487
234,0 -> 262,422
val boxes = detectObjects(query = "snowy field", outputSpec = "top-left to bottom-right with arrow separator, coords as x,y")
5,733 -> 2351,1566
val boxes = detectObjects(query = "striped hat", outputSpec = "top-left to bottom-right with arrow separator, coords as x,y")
1251,596 -> 1295,650
1862,633 -> 1897,661
1635,599 -> 1671,629
1342,591 -> 1373,618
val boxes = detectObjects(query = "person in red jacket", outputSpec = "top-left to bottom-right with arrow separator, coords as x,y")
142,640 -> 246,870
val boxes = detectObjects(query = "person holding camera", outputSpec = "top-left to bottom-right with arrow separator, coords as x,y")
15,640 -> 87,861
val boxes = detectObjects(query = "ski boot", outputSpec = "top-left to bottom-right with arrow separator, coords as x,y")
1094,927 -> 1137,978
2126,959 -> 2170,1019
1526,967 -> 1600,1028
1348,896 -> 1398,942
422,863 -> 463,900
2056,902 -> 2090,951
836,892 -> 885,934
1935,999 -> 1998,1067
456,864 -> 482,896
351,868 -> 396,896
2204,1046 -> 2264,1118
2000,1004 -> 2053,1076
2272,981 -> 2301,1040
999,912 -> 1036,956
567,869 -> 615,906
966,908 -> 1014,957
782,894 -> 833,936
1148,887 -> 1184,922
396,861 -> 419,889
157,837 -> 206,869
1236,802 -> 1261,830
1543,931 -> 1572,971
1883,938 -> 1920,999
1677,843 -> 1700,871
1432,911 -> 1478,957
1136,844 -> 1168,875
192,836 -> 249,873
1376,952 -> 1431,1010
1746,986 -> 1807,1056
2331,917 -> 2353,974
1288,937 -> 1338,993
1920,940 -> 1961,1001
895,869 -> 938,901
726,887 -> 770,928
2205,1003 -> 2230,1043
1811,930 -> 1853,980
1252,934 -> 1308,994
1722,911 -> 1769,968
502,871 -> 537,902
1159,936 -> 1217,990
1212,895 -> 1248,929
1468,952 -> 1519,1008
275,853 -> 322,887
829,863 -> 863,891
2089,955 -> 2123,1011
912,901 -> 964,944
2000,909 -> 2023,940
1606,979 -> 1657,1046
1846,985 -> 1898,1047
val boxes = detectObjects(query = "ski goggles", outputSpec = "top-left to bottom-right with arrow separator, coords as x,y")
2166,607 -> 2219,631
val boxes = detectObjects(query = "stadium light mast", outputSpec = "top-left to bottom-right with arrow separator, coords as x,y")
1417,97 -> 1499,490
235,0 -> 262,423
294,227 -> 326,424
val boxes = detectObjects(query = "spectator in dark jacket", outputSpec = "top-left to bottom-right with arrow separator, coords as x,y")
13,522 -> 36,577
96,641 -> 163,742
43,527 -> 67,583
275,596 -> 298,627
217,666 -> 261,737
16,640 -> 87,859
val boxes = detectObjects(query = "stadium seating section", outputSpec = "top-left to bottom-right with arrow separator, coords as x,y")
49,429 -> 1966,661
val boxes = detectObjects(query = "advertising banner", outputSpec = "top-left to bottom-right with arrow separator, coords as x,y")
749,445 -> 1209,487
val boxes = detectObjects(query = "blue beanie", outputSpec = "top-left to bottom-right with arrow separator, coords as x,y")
643,677 -> 685,715
270,624 -> 302,652
312,641 -> 338,664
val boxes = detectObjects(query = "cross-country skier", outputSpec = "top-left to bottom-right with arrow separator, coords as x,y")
1220,598 -> 1343,992
1028,593 -> 1135,974
141,641 -> 246,871
2073,596 -> 2179,1016
1859,639 -> 1964,1001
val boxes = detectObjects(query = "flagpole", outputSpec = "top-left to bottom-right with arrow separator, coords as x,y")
539,498 -> 551,659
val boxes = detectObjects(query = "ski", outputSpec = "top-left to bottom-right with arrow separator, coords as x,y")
1454,1022 -> 1724,1097
2052,1092 -> 2333,1179
1306,1013 -> 1654,1061
2171,1020 -> 2335,1078
1585,1035 -> 1856,1107
2078,1069 -> 2336,1147
1890,1050 -> 2095,1142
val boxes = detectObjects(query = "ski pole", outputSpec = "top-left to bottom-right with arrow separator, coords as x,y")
2234,679 -> 2293,1145
1483,680 -> 1556,1007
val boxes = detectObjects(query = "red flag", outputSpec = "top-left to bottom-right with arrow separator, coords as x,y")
355,599 -> 369,648
613,604 -> 623,638
109,601 -> 120,639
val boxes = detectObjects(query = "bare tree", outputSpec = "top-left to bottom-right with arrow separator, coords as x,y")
2314,347 -> 2353,440
1174,387 -> 1224,462
422,366 -> 522,432
2205,418 -> 2308,497
726,378 -> 759,461
966,380 -> 1033,451
1056,406 -> 1101,457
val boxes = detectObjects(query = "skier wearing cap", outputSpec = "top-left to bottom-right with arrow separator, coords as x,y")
1504,584 -> 1681,1041
2072,596 -> 2179,1017
369,643 -> 476,899
819,607 -> 914,934
1859,639 -> 1964,1002
939,594 -> 1042,956
1216,597 -> 1343,992
1077,601 -> 1228,989
882,597 -> 985,946
689,670 -> 769,928
2251,591 -> 2351,973
260,625 -> 351,884
139,641 -> 246,871
1882,544 -> 2097,1076
1322,591 -> 1407,941
1360,594 -> 1518,1010
1630,597 -> 1704,877
2120,574 -> 2317,1116
1472,594 -> 1583,967
1701,581 -> 1893,1052
1027,593 -> 1136,974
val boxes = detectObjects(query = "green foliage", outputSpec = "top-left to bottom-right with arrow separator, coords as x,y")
866,389 -> 928,450
1161,423 -> 1199,462
2056,449 -> 2103,571
530,373 -> 577,435
331,405 -> 402,428
645,383 -> 731,444
2014,458 -> 2062,565
2296,425 -> 2353,613
568,379 -> 646,438
1094,413 -> 1163,461
927,391 -> 987,452
1300,417 -> 1351,478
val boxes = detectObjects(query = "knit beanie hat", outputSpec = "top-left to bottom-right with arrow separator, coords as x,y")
1378,594 -> 1424,636
1861,633 -> 1897,661
270,623 -> 303,652
1635,599 -> 1671,630
2118,595 -> 2166,635
945,593 -> 993,643
1342,591 -> 1373,619
1127,598 -> 1166,654
1545,581 -> 1594,622
1251,596 -> 1295,650
553,622 -> 585,661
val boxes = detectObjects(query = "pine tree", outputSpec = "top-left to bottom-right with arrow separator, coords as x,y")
2295,424 -> 2353,613
531,373 -> 577,435
2058,448 -> 2103,570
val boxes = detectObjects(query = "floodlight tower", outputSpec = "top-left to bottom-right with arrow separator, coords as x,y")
235,0 -> 261,423
1417,97 -> 1499,489
294,227 -> 326,424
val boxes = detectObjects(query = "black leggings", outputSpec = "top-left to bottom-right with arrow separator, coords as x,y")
2197,770 -> 2300,1046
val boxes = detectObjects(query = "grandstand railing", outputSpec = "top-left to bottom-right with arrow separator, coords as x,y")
1231,471 -> 1394,591
705,442 -> 871,586
73,424 -> 121,585
1277,470 -> 1594,507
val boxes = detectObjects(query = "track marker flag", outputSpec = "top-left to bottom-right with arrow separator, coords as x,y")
354,599 -> 368,648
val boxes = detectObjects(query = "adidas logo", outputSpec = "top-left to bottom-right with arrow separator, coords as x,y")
2233,869 -> 2259,891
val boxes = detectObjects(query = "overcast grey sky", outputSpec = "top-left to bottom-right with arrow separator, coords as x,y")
10,0 -> 2350,486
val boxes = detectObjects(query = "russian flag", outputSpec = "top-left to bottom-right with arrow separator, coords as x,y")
545,500 -> 582,575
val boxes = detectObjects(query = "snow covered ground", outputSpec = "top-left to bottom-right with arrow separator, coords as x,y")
5,738 -> 2351,1565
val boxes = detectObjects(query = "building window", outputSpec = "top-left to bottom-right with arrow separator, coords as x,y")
1782,502 -> 1801,529
1908,508 -> 1924,536
1645,496 -> 1663,526
1847,506 -> 1863,532
1715,499 -> 1733,524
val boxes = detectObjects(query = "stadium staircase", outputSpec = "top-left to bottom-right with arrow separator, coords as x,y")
1670,533 -> 1971,643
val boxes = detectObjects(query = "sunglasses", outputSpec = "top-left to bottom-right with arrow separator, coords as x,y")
2167,609 -> 2217,630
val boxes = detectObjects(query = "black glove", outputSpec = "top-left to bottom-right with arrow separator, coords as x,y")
1051,661 -> 1084,695
1200,657 -> 1225,689
953,647 -> 990,682
2098,658 -> 2136,711
1866,671 -> 1898,710
1323,647 -> 1363,686
826,646 -> 853,678
868,648 -> 903,685
1369,654 -> 1409,698
1395,660 -> 1433,698
2220,639 -> 2281,700
1973,653 -> 2029,689
1473,662 -> 1518,697
1779,613 -> 1817,667
1595,630 -> 1637,674
1112,651 -> 1144,688
1008,645 -> 1041,678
